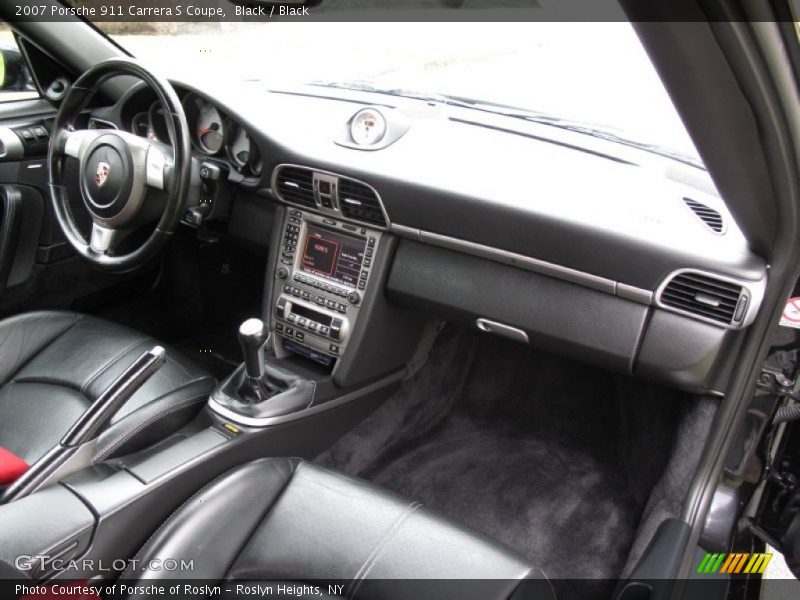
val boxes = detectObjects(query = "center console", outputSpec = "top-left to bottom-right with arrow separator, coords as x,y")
0,165 -> 431,586
271,208 -> 382,365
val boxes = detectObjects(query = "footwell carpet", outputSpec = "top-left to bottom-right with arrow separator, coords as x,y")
318,326 -> 706,595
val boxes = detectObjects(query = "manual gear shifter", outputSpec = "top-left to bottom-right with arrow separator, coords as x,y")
238,318 -> 270,402
210,318 -> 315,416
239,318 -> 268,378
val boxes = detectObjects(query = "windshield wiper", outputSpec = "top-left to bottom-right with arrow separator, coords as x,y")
310,81 -> 703,169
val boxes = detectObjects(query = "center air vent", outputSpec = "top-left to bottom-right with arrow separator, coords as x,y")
272,164 -> 389,228
338,178 -> 387,227
660,271 -> 745,326
274,166 -> 316,209
683,198 -> 724,233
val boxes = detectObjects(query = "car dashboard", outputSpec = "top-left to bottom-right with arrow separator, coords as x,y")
85,76 -> 769,395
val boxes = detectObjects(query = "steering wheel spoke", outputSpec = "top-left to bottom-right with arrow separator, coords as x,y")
62,129 -> 101,160
89,223 -> 119,254
145,143 -> 171,191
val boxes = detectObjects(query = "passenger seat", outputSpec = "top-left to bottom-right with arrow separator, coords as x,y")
117,458 -> 555,600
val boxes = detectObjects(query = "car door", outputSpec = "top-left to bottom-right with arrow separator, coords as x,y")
747,287 -> 800,579
0,24 -> 124,317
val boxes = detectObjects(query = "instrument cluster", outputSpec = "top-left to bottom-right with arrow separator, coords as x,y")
127,91 -> 263,178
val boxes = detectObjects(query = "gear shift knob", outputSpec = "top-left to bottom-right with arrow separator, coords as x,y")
238,318 -> 268,380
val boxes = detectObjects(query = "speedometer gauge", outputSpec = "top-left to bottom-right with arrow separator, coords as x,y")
350,108 -> 386,146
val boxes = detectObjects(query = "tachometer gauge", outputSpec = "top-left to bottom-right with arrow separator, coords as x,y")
196,102 -> 225,154
227,124 -> 250,168
350,108 -> 387,146
184,94 -> 226,155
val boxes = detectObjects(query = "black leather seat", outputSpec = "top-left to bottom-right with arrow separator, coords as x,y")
119,458 -> 554,600
0,311 -> 215,465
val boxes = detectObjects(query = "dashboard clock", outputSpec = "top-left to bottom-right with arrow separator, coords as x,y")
350,108 -> 387,146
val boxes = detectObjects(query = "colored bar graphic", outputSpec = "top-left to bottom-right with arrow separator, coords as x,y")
698,552 -> 773,575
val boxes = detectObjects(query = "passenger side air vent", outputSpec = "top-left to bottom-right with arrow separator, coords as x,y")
274,166 -> 316,209
660,271 -> 745,325
683,198 -> 724,233
339,178 -> 387,227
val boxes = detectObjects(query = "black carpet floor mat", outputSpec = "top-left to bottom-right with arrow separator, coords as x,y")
317,325 -> 695,594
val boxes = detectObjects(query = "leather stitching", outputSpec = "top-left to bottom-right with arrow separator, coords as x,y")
222,457 -> 300,582
80,336 -> 150,396
348,500 -> 422,599
117,460 -> 283,581
92,388 -> 210,461
5,312 -> 83,385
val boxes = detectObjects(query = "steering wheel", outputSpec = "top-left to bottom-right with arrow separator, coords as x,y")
48,58 -> 191,272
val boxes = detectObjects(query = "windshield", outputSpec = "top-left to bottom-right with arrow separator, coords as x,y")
95,21 -> 700,163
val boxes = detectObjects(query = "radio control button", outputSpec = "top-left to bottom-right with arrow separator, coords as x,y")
329,344 -> 339,355
277,267 -> 288,279
296,331 -> 305,341
319,326 -> 330,336
297,317 -> 307,327
274,323 -> 284,333
285,327 -> 294,336
287,314 -> 297,323
308,322 -> 318,332
330,320 -> 342,341
302,291 -> 311,300
336,304 -> 347,313
315,297 -> 325,306
347,291 -> 361,305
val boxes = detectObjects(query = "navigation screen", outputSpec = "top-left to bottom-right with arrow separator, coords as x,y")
301,225 -> 366,288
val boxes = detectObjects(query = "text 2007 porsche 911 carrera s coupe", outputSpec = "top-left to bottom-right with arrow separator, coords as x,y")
0,1 -> 799,599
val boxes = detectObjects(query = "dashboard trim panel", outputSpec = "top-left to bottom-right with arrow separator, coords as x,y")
391,223 -> 654,305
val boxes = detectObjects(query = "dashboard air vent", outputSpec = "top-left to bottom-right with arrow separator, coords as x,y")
684,198 -> 724,233
339,178 -> 386,227
275,166 -> 316,209
660,272 -> 744,325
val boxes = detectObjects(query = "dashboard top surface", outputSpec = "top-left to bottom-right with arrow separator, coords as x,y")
97,76 -> 767,294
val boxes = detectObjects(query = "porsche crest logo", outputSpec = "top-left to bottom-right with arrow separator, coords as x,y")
95,162 -> 111,188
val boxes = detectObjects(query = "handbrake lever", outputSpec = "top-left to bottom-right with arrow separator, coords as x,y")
1,346 -> 166,504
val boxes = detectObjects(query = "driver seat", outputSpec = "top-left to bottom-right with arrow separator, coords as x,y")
0,310 -> 215,472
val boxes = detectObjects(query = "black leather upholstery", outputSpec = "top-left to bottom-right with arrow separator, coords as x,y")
121,458 -> 554,600
0,311 -> 215,464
